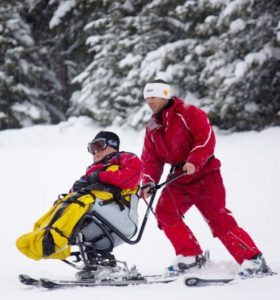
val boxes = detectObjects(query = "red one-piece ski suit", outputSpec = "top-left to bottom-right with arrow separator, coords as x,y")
141,97 -> 260,264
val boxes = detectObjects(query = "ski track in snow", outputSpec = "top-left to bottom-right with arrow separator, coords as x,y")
0,117 -> 279,299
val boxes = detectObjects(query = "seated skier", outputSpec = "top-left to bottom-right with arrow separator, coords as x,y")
16,130 -> 142,272
70,130 -> 142,252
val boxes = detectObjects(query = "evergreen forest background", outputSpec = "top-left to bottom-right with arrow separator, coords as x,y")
0,0 -> 279,132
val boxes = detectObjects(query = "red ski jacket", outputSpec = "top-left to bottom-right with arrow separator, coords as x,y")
85,151 -> 142,190
141,97 -> 221,185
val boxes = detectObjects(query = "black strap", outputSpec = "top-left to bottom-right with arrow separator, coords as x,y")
65,194 -> 86,207
42,192 -> 91,257
86,182 -> 130,211
98,195 -> 130,211
42,229 -> 55,257
51,226 -> 68,239
170,155 -> 215,174
170,162 -> 185,173
42,226 -> 69,257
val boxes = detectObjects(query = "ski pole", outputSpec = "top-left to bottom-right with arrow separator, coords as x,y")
140,170 -> 188,215
141,169 -> 188,193
141,196 -> 154,214
127,170 -> 188,242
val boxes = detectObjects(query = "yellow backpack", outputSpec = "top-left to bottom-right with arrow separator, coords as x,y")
16,192 -> 95,260
16,165 -> 138,261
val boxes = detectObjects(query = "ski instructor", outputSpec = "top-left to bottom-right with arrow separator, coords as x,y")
141,79 -> 271,276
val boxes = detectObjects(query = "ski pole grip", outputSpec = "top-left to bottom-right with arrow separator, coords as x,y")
140,182 -> 156,190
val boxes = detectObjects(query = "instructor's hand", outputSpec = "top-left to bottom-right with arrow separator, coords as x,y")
141,182 -> 156,199
183,162 -> 196,175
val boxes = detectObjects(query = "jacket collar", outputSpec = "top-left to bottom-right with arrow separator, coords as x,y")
96,151 -> 120,165
154,98 -> 174,123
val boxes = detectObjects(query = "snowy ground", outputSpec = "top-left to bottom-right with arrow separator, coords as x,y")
0,116 -> 279,299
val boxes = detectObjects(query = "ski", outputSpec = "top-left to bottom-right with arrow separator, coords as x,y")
19,270 -> 278,289
184,270 -> 277,287
19,274 -> 40,286
184,276 -> 234,287
19,273 -> 178,289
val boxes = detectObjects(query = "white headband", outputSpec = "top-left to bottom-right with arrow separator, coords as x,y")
143,82 -> 171,100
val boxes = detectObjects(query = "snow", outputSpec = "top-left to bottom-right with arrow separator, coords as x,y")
234,60 -> 247,78
221,0 -> 248,18
139,40 -> 190,81
0,117 -> 280,299
49,0 -> 77,29
233,44 -> 280,80
11,101 -> 45,127
229,18 -> 246,33
244,102 -> 258,113
119,53 -> 142,69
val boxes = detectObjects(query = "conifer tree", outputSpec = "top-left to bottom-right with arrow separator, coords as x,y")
1,0 -> 279,131
72,0 -> 280,130
0,0 -> 67,128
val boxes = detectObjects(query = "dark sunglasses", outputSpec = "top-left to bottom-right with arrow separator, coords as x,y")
87,138 -> 108,154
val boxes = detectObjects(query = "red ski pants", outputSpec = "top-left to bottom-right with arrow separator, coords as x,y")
155,171 -> 260,264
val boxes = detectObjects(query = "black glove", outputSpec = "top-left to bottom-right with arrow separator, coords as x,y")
71,178 -> 89,192
87,171 -> 100,184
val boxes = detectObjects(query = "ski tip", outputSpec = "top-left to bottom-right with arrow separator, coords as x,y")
19,274 -> 27,281
19,274 -> 39,286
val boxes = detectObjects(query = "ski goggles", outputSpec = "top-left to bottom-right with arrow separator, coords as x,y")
87,138 -> 108,154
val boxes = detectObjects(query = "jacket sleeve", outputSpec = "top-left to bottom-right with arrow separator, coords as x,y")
98,153 -> 142,189
182,105 -> 216,172
141,128 -> 164,185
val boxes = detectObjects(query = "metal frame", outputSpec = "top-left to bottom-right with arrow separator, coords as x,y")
63,171 -> 187,268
